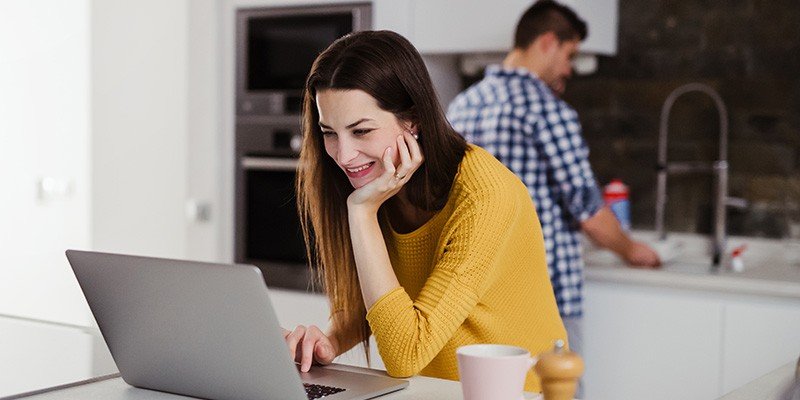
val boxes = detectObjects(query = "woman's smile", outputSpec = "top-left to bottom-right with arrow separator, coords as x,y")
317,89 -> 410,189
344,161 -> 377,179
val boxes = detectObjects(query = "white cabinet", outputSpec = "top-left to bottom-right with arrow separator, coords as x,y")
2,0 -> 206,395
90,0 -> 191,258
2,0 -> 203,324
585,280 -> 800,399
583,282 -> 723,400
269,288 -> 331,330
721,298 -> 800,394
0,0 -> 92,327
373,0 -> 618,55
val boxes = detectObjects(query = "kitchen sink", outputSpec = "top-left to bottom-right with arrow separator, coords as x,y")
584,230 -> 799,276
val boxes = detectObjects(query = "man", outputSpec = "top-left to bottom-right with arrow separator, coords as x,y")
446,0 -> 661,358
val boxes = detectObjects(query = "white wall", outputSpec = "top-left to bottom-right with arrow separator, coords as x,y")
187,0 -> 224,263
90,0 -> 189,259
0,0 -> 92,326
1,0 -> 216,322
1,1 -> 210,395
1,1 -> 96,394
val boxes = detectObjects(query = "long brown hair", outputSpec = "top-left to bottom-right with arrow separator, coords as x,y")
296,30 -> 468,360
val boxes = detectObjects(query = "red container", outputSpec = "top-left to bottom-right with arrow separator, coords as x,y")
603,179 -> 630,230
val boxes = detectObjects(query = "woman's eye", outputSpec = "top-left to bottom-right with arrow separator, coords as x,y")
353,129 -> 373,136
321,130 -> 336,137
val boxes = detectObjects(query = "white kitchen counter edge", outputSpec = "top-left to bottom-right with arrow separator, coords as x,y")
3,364 -> 545,400
585,265 -> 800,300
716,362 -> 797,400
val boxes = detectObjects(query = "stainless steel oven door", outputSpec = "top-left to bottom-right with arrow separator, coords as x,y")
236,156 -> 314,290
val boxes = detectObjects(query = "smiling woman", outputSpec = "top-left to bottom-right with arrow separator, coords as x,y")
287,30 -> 566,392
315,90 -> 416,190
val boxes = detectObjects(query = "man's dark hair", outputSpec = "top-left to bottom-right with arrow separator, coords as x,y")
513,0 -> 588,49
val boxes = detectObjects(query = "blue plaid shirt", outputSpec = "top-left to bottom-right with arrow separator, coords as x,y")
446,65 -> 604,317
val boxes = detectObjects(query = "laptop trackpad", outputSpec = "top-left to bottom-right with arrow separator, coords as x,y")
299,365 -> 409,399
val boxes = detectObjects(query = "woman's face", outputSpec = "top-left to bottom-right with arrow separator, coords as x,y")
316,89 -> 412,189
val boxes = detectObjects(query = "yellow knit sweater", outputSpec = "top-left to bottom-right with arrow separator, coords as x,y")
365,145 -> 566,392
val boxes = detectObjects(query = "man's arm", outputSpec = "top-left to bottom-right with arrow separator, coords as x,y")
581,206 -> 661,267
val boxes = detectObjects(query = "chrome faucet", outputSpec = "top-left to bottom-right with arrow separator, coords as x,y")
655,83 -> 747,267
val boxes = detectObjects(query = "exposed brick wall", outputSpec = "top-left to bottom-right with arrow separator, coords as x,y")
562,0 -> 800,238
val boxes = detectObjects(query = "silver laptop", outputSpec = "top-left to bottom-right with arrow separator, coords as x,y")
66,250 -> 408,400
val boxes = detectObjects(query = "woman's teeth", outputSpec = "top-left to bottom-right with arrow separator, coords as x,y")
347,163 -> 373,173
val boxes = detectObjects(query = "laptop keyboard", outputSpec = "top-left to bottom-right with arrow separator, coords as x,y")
303,383 -> 346,399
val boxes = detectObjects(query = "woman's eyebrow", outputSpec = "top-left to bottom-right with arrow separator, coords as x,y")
346,118 -> 374,129
318,118 -> 375,130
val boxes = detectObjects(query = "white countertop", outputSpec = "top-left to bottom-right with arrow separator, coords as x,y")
717,361 -> 798,400
584,232 -> 800,299
6,364 -> 545,400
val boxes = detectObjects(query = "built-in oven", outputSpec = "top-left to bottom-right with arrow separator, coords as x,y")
234,3 -> 371,290
235,118 -> 312,289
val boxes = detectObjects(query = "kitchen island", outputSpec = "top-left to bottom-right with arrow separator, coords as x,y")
582,232 -> 800,400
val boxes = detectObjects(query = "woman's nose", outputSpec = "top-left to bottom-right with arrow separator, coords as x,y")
336,136 -> 360,164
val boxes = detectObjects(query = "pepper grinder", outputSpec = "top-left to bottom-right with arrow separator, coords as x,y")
534,339 -> 584,400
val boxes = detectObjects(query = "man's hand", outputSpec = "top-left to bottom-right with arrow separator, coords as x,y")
582,207 -> 661,268
624,240 -> 661,268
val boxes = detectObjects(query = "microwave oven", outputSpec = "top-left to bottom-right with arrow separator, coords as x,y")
235,3 -> 372,116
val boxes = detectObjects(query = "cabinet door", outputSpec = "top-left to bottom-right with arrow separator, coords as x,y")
378,0 -> 618,54
584,282 -> 723,400
412,0 -> 531,53
721,297 -> 800,394
0,317 -> 94,398
269,289 -> 331,330
0,0 -> 92,326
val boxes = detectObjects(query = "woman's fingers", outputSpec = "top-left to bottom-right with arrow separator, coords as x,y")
299,325 -> 332,372
284,324 -> 334,372
382,146 -> 396,179
314,341 -> 335,365
405,130 -> 423,165
395,135 -> 412,179
347,130 -> 425,207
284,325 -> 306,362
300,328 -> 316,372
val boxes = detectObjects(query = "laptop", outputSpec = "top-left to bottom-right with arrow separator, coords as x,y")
66,250 -> 408,400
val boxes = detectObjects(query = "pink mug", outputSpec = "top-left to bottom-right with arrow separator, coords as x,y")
456,344 -> 536,400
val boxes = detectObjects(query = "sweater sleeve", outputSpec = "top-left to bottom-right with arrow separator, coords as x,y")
365,189 -> 518,377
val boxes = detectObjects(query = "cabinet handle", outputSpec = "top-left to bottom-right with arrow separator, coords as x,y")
240,157 -> 299,171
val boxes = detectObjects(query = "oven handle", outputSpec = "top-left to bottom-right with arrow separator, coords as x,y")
240,157 -> 299,171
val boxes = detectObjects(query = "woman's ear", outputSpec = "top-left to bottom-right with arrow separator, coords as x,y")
403,121 -> 419,137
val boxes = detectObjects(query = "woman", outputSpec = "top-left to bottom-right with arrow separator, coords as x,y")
285,30 -> 566,392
